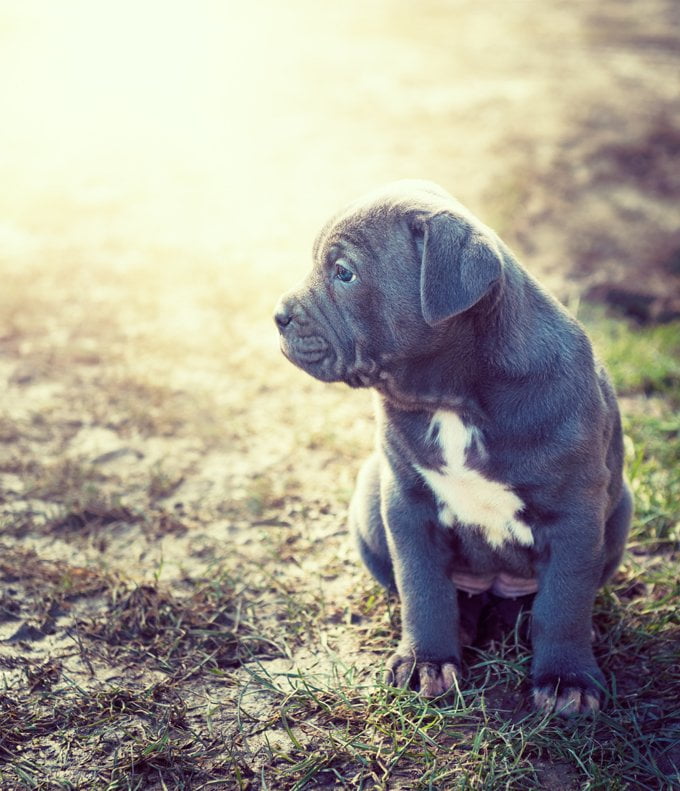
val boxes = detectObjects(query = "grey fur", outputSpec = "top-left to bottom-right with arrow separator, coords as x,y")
274,180 -> 632,713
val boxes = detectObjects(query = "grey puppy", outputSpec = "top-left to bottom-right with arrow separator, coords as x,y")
274,180 -> 632,715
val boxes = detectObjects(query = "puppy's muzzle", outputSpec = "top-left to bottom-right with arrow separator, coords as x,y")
274,297 -> 332,365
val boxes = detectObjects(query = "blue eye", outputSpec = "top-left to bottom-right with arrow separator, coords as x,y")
335,263 -> 356,283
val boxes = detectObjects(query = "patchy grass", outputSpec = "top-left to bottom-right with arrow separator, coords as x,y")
231,666 -> 679,790
1,269 -> 678,790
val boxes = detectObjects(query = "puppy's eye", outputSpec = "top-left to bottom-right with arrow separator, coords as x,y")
335,263 -> 356,283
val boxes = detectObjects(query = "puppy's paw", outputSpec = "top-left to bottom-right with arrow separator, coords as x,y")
532,674 -> 603,716
386,653 -> 460,698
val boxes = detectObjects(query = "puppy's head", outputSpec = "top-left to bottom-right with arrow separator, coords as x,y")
274,180 -> 504,387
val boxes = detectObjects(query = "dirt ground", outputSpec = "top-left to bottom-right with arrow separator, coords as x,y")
0,1 -> 679,788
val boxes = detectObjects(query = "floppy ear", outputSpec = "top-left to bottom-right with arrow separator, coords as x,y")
419,212 -> 502,326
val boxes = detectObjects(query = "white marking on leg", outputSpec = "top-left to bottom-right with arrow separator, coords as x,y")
416,411 -> 533,548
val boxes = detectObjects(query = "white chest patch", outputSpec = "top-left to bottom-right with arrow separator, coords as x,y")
416,411 -> 533,548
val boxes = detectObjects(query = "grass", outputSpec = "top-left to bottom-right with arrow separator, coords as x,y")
229,645 -> 679,790
0,242 -> 678,789
581,305 -> 680,407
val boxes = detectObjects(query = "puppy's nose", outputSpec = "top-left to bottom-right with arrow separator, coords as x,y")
275,310 -> 292,330
274,300 -> 294,330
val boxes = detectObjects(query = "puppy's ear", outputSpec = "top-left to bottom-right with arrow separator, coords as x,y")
419,212 -> 502,326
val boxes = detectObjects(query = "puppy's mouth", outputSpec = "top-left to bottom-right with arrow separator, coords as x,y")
279,334 -> 330,365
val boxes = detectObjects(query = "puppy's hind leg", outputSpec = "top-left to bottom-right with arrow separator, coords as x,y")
600,481 -> 633,585
350,453 -> 396,592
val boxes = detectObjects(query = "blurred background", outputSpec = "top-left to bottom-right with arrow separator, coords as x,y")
1,3 -> 679,784
1,0 -> 678,322
1,0 -> 679,533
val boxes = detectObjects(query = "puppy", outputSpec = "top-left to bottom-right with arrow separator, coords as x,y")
274,180 -> 632,715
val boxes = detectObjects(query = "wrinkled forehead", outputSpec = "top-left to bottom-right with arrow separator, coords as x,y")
312,205 -> 395,264
312,179 -> 475,262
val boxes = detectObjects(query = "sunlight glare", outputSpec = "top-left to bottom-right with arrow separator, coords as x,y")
0,0 -> 295,252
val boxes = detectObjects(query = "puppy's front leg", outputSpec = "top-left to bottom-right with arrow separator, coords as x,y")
531,514 -> 606,716
382,473 -> 461,698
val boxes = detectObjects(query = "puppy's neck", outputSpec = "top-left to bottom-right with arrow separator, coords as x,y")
374,350 -> 482,418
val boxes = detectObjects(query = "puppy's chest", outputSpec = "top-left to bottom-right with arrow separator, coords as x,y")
415,411 -> 533,548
